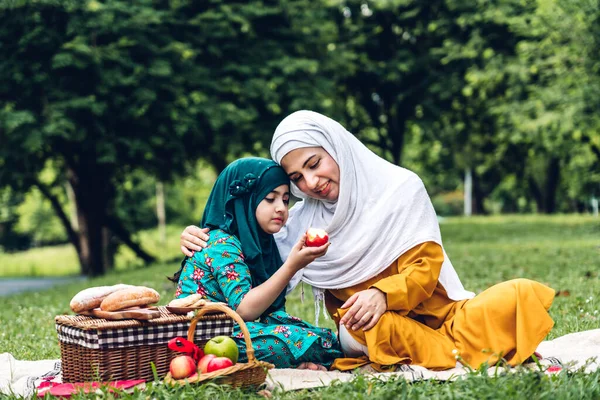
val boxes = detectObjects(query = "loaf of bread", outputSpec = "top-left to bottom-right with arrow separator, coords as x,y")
100,286 -> 160,311
70,284 -> 134,313
168,294 -> 205,308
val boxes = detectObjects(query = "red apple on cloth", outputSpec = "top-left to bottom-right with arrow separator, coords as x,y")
305,228 -> 329,247
204,336 -> 239,363
197,354 -> 216,373
206,356 -> 234,372
169,355 -> 197,379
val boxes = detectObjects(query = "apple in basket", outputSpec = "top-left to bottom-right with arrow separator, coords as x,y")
204,336 -> 240,363
197,354 -> 216,373
198,354 -> 235,373
305,228 -> 329,247
169,355 -> 197,379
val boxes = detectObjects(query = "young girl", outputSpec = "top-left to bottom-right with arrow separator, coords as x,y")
170,157 -> 342,369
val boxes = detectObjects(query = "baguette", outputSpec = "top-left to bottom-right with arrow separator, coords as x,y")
70,284 -> 134,313
100,286 -> 160,311
167,294 -> 204,308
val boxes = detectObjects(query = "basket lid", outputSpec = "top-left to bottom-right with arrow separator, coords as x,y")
55,306 -> 226,330
55,306 -> 234,350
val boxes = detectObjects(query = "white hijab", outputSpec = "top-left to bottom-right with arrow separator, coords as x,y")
270,110 -> 474,307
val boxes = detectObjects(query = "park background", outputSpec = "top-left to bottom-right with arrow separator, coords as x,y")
0,0 -> 600,398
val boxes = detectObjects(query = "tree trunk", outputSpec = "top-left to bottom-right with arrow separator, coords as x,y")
527,156 -> 561,214
67,166 -> 110,277
472,171 -> 488,215
389,109 -> 406,166
39,165 -> 156,276
156,181 -> 166,246
527,175 -> 544,213
75,206 -> 106,276
102,226 -> 117,271
543,157 -> 560,214
464,168 -> 472,216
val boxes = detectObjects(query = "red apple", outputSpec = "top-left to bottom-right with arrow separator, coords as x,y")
206,356 -> 234,372
305,228 -> 329,247
169,355 -> 197,379
197,354 -> 216,373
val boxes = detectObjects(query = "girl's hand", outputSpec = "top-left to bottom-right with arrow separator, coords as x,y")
180,225 -> 210,257
287,234 -> 330,271
339,288 -> 387,331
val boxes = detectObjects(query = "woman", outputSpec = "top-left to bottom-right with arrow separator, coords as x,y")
172,157 -> 342,370
181,111 -> 555,371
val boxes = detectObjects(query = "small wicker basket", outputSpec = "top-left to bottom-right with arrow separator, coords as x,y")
164,303 -> 274,388
56,306 -> 233,382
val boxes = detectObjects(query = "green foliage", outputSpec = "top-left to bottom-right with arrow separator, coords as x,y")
431,191 -> 464,216
1,0 -> 599,275
434,0 -> 600,213
112,161 -> 216,235
0,0 -> 342,274
14,187 -> 67,245
0,187 -> 30,250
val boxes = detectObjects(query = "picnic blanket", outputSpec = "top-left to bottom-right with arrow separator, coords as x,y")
2,329 -> 599,398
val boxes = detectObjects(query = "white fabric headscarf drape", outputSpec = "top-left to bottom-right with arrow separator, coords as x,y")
270,111 -> 474,314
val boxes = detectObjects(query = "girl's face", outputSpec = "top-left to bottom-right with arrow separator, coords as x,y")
256,184 -> 290,234
280,147 -> 340,202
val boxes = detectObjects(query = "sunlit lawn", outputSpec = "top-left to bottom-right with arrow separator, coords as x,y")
0,225 -> 185,277
1,215 -> 599,399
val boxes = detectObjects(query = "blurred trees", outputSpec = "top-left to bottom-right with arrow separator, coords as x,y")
1,0 -> 599,275
0,0 -> 337,275
1,1 -> 196,275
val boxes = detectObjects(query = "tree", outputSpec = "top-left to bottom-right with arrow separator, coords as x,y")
0,1 -> 208,275
0,0 -> 339,276
490,0 -> 600,212
325,0 -> 451,165
165,0 -> 340,170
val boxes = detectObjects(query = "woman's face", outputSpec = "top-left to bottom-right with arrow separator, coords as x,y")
280,147 -> 340,202
255,184 -> 290,234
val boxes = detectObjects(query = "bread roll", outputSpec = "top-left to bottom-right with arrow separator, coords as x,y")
70,284 -> 134,313
168,294 -> 204,308
100,286 -> 160,311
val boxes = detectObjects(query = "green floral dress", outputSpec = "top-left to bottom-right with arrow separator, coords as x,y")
175,229 -> 343,368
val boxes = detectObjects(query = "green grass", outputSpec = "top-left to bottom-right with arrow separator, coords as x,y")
8,370 -> 600,400
1,215 -> 600,399
0,244 -> 80,277
0,225 -> 186,277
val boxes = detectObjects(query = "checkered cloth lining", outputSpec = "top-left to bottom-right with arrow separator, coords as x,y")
56,319 -> 233,350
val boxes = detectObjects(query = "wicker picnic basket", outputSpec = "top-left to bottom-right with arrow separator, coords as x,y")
55,306 -> 233,382
164,303 -> 274,388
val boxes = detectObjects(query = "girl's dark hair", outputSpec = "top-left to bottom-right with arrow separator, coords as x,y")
168,257 -> 187,283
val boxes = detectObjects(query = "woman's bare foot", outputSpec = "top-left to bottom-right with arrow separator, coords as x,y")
297,362 -> 327,371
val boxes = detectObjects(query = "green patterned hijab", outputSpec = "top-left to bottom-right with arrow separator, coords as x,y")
202,157 -> 290,312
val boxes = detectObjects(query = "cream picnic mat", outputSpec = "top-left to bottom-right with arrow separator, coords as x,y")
2,329 -> 599,398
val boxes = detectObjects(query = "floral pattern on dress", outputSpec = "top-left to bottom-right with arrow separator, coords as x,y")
175,229 -> 343,368
223,265 -> 240,282
192,268 -> 205,281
